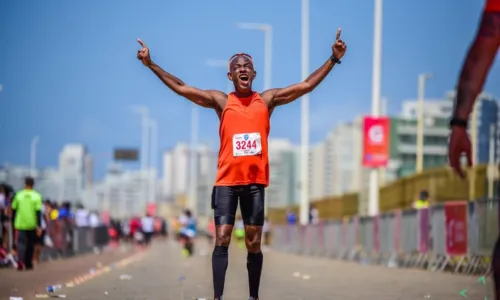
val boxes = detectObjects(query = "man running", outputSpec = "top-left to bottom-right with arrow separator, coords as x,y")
137,29 -> 347,300
447,0 -> 500,298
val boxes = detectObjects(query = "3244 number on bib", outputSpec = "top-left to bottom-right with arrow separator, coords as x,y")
232,132 -> 262,157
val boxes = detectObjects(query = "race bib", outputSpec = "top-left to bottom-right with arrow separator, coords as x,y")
232,132 -> 262,157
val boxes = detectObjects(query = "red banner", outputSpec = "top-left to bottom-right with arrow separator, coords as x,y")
362,116 -> 390,167
445,201 -> 468,256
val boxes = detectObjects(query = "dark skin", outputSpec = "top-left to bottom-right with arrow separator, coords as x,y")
137,29 -> 347,258
447,12 -> 500,299
449,11 -> 500,178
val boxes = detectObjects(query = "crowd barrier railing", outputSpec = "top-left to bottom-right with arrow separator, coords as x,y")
1,219 -> 110,261
271,198 -> 498,275
41,220 -> 110,260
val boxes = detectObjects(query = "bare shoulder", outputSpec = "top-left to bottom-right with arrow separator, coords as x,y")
260,88 -> 280,107
207,89 -> 228,111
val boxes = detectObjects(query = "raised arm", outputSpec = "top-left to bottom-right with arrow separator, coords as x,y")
448,10 -> 500,178
452,11 -> 500,121
137,39 -> 227,110
262,28 -> 347,109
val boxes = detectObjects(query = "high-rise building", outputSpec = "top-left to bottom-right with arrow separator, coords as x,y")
84,154 -> 93,189
0,164 -> 63,200
195,145 -> 217,217
86,164 -> 150,218
308,142 -> 326,200
267,139 -> 297,208
58,144 -> 86,203
162,143 -> 190,202
162,143 -> 217,216
324,118 -> 364,196
390,91 -> 498,177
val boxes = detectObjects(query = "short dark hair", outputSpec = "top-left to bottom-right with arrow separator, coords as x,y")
25,176 -> 35,187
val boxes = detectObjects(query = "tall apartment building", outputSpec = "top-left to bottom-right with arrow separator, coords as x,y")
0,165 -> 63,200
308,142 -> 326,200
87,164 -> 150,218
58,144 -> 86,203
162,143 -> 190,201
195,145 -> 217,217
390,91 -> 498,178
324,118 -> 364,197
162,143 -> 217,217
267,139 -> 297,208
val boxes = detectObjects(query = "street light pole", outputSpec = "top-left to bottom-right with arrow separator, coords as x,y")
131,106 -> 150,203
416,73 -> 433,173
368,0 -> 383,217
149,119 -> 158,204
299,0 -> 310,225
235,22 -> 273,91
189,106 -> 199,215
30,136 -> 39,176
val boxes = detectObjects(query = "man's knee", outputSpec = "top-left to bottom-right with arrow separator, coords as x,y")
215,226 -> 232,246
245,228 -> 262,253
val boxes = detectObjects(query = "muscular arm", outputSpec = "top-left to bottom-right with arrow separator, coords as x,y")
452,11 -> 500,120
262,58 -> 337,109
148,62 -> 227,110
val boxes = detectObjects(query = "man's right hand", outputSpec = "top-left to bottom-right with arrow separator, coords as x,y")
448,126 -> 473,178
137,38 -> 152,67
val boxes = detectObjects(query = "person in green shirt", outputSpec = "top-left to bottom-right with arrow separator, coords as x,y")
11,176 -> 42,270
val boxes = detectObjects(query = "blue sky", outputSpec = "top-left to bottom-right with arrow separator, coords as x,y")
1,0 -> 499,179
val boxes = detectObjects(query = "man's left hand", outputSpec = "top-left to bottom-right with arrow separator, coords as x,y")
36,227 -> 42,237
332,28 -> 347,60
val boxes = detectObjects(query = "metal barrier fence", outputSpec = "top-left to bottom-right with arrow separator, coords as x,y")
271,198 -> 498,275
42,220 -> 110,260
1,219 -> 110,261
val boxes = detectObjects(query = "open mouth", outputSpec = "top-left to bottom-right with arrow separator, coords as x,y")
239,74 -> 249,84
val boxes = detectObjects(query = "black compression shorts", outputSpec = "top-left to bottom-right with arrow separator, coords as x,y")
211,184 -> 265,226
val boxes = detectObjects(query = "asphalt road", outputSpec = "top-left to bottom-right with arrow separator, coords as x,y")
41,240 -> 494,300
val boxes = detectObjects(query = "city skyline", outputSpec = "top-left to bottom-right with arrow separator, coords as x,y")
1,0 -> 499,179
1,88 -> 498,218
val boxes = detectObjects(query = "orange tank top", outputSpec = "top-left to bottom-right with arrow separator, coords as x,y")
215,92 -> 270,187
486,0 -> 500,11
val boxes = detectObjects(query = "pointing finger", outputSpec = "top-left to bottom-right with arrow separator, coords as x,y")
336,28 -> 342,40
138,38 -> 146,48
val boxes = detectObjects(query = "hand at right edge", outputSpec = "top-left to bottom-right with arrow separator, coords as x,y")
448,126 -> 473,178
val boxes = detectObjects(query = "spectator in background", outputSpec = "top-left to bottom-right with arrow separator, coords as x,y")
413,190 -> 431,209
33,199 -> 50,264
11,177 -> 42,270
58,202 -> 72,221
141,212 -> 155,247
0,184 -> 14,249
0,185 -> 6,247
154,216 -> 162,237
160,217 -> 168,239
74,203 -> 89,228
89,210 -> 100,228
49,202 -> 59,221
309,204 -> 319,225
286,209 -> 297,226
